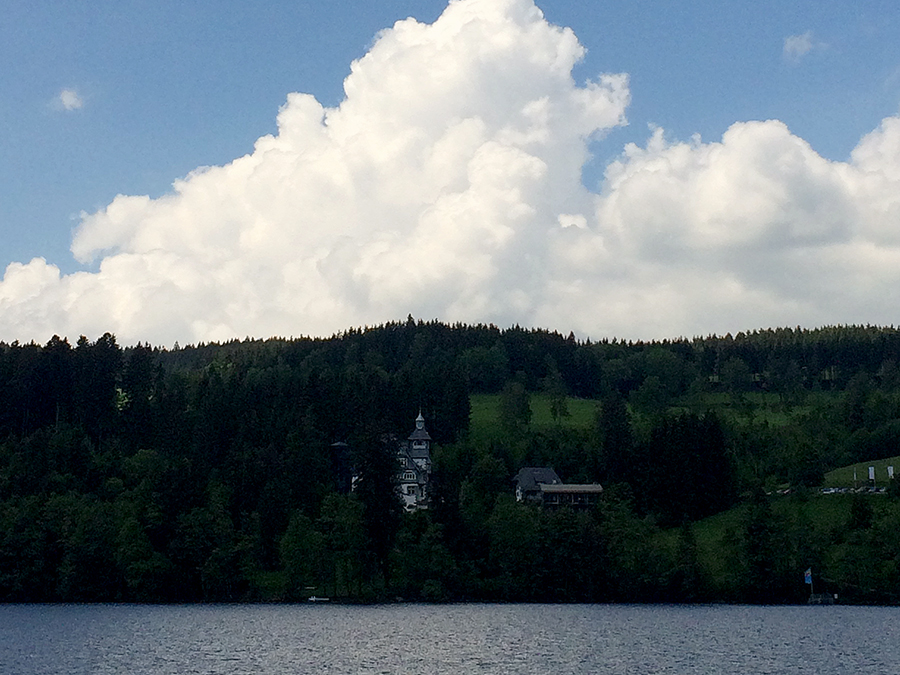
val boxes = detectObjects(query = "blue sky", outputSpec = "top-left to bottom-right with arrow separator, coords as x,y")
2,0 -> 900,344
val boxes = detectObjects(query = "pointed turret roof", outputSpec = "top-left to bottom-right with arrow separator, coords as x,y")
408,411 -> 432,442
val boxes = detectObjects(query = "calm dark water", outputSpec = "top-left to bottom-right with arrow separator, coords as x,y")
1,603 -> 898,674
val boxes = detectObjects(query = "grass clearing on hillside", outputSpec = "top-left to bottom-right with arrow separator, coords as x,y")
469,389 -> 824,443
529,394 -> 597,428
687,493 -> 855,593
469,393 -> 596,443
772,494 -> 853,531
677,391 -> 817,427
691,506 -> 745,585
825,456 -> 900,487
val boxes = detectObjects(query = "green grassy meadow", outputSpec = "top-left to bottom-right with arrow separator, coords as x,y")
686,493 -> 855,594
824,456 -> 900,487
468,393 -> 597,443
469,389 -> 828,442
690,506 -> 745,585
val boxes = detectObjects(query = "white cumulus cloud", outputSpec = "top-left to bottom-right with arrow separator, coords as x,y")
3,0 -> 900,346
57,88 -> 84,111
783,31 -> 815,62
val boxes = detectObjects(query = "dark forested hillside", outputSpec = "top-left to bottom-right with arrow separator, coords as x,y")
3,320 -> 900,603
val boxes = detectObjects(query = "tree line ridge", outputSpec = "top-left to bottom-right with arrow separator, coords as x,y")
2,320 -> 900,603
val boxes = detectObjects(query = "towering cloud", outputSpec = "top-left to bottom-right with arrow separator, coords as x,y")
2,0 -> 900,345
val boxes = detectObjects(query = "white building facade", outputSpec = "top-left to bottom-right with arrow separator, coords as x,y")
397,413 -> 432,510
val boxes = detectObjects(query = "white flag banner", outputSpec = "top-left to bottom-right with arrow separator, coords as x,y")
889,466 -> 895,479
869,466 -> 876,481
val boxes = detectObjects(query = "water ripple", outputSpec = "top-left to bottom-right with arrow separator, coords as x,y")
1,603 -> 898,674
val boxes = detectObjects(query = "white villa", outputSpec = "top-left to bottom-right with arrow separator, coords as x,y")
397,413 -> 432,510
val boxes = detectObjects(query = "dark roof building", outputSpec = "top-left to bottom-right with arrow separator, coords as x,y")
514,467 -> 562,503
514,467 -> 602,509
537,482 -> 604,509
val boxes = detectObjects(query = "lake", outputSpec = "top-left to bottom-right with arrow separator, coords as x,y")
1,603 -> 898,674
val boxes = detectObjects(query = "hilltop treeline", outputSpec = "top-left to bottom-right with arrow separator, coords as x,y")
2,319 -> 900,603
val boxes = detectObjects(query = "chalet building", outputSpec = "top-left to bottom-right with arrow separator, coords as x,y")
515,467 -> 562,503
397,412 -> 432,510
514,467 -> 603,510
536,483 -> 604,509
